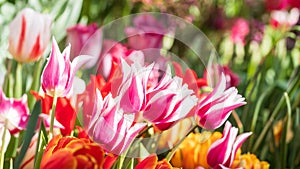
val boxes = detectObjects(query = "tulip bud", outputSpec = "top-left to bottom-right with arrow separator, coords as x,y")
9,8 -> 52,63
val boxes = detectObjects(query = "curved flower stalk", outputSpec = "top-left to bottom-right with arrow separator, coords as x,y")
0,89 -> 29,134
195,74 -> 246,130
87,90 -> 146,155
41,37 -> 92,97
9,8 -> 52,63
207,121 -> 252,169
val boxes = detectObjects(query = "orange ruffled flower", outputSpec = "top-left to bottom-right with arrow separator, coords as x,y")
40,135 -> 110,169
232,153 -> 270,169
170,132 -> 222,169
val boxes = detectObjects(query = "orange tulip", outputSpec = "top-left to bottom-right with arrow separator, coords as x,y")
40,135 -> 105,169
171,132 -> 222,169
135,155 -> 176,169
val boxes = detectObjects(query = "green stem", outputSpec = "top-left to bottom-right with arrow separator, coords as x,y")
49,95 -> 58,140
281,93 -> 291,169
0,120 -> 8,169
252,67 -> 300,152
14,63 -> 23,98
116,147 -> 129,169
166,124 -> 197,162
28,59 -> 44,110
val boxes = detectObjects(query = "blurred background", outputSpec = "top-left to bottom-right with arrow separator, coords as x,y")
0,0 -> 300,168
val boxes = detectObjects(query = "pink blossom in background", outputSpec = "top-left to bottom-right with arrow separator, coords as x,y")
41,38 -> 92,97
67,23 -> 102,68
195,74 -> 246,130
125,14 -> 166,50
87,91 -> 146,155
204,64 -> 240,89
0,89 -> 29,134
9,8 -> 52,63
230,18 -> 250,45
270,8 -> 300,28
207,121 -> 252,169
97,40 -> 145,79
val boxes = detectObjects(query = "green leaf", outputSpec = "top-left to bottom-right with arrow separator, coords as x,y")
14,101 -> 41,169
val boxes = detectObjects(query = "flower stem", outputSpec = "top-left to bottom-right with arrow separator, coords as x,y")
0,120 -> 8,169
14,62 -> 23,98
28,59 -> 44,110
49,95 -> 58,140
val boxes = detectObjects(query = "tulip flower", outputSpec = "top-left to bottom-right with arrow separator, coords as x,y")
195,74 -> 246,130
125,14 -> 166,50
231,153 -> 270,169
270,8 -> 300,28
41,38 -> 91,97
86,90 -> 146,155
207,121 -> 252,169
40,135 -> 108,169
171,132 -> 222,169
135,155 -> 174,169
8,8 -> 52,63
0,89 -> 29,134
143,66 -> 198,126
67,23 -> 102,68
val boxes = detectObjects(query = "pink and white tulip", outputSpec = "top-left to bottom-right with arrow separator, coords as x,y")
195,74 -> 246,130
87,90 -> 146,155
0,89 -> 29,134
143,66 -> 198,126
207,121 -> 252,169
67,23 -> 102,68
116,58 -> 151,113
41,38 -> 91,97
9,8 -> 52,63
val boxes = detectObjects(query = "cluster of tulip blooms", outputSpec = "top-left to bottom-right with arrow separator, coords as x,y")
0,8 -> 269,169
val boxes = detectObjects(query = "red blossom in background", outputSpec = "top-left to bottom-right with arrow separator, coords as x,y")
8,8 -> 52,63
